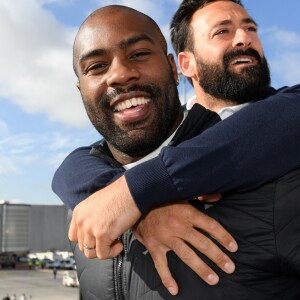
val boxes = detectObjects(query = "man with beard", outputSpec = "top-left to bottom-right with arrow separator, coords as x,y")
53,1 -> 300,299
174,0 -> 270,111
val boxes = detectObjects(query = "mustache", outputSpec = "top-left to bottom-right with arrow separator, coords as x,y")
224,48 -> 263,66
100,84 -> 157,107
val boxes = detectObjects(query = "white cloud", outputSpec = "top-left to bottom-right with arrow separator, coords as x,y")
0,133 -> 38,178
47,132 -> 73,151
0,129 -> 94,178
0,120 -> 9,135
37,0 -> 74,5
261,27 -> 300,86
0,157 -> 21,176
0,0 -> 89,128
262,27 -> 300,49
0,133 -> 36,153
270,52 -> 300,87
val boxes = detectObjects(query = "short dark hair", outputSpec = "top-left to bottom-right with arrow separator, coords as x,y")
170,0 -> 243,55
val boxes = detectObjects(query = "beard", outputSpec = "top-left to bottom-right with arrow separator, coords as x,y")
196,48 -> 271,104
83,77 -> 181,157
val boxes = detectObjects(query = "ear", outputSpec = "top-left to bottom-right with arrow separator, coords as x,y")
76,82 -> 81,91
178,51 -> 197,79
167,53 -> 179,83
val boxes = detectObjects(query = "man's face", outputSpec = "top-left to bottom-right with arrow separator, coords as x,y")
75,10 -> 181,157
190,1 -> 270,103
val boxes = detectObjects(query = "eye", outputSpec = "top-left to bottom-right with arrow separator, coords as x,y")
131,51 -> 151,60
246,26 -> 257,32
215,29 -> 229,36
86,62 -> 108,74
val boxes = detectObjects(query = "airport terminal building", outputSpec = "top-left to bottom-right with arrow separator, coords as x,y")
0,201 -> 70,265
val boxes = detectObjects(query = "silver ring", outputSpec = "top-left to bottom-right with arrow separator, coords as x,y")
83,243 -> 95,250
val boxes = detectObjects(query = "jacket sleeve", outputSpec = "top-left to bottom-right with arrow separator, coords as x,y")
52,146 -> 122,210
125,85 -> 300,213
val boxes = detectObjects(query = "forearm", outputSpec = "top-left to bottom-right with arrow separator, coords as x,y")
125,85 -> 300,213
52,146 -> 122,209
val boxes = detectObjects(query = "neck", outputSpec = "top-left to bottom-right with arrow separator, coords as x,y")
107,145 -> 144,165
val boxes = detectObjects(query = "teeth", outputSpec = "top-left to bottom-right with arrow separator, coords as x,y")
114,97 -> 150,112
125,100 -> 131,108
121,102 -> 127,110
232,58 -> 252,65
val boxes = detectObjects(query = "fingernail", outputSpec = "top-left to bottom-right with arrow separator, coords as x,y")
224,262 -> 235,273
228,241 -> 238,252
167,287 -> 177,295
207,274 -> 219,285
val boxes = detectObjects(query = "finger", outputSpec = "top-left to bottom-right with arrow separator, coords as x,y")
170,239 -> 219,285
192,212 -> 238,253
197,193 -> 222,202
149,248 -> 179,296
83,239 -> 97,259
84,249 -> 97,258
68,216 -> 78,243
183,228 -> 235,274
77,226 -> 85,253
95,238 -> 124,259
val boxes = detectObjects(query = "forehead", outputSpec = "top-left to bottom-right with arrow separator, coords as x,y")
191,1 -> 253,32
75,11 -> 161,56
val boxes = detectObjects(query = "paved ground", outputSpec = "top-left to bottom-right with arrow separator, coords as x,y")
0,269 -> 80,299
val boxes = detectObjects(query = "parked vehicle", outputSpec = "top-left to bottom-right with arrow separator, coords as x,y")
61,259 -> 76,270
62,271 -> 79,287
46,260 -> 62,269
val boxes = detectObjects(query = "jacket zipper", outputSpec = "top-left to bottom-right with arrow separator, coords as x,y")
90,145 -> 129,300
114,232 -> 129,300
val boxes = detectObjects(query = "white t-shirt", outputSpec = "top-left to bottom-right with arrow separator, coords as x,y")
186,95 -> 250,120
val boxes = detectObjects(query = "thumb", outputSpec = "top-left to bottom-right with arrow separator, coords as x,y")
197,193 -> 222,203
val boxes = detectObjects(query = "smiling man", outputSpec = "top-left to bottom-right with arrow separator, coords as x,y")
73,14 -> 183,164
176,1 -> 270,111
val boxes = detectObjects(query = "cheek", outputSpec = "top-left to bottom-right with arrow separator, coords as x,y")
254,41 -> 264,58
249,33 -> 264,54
195,42 -> 225,64
80,78 -> 106,104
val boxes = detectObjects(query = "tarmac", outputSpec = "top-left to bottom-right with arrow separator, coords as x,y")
0,269 -> 80,299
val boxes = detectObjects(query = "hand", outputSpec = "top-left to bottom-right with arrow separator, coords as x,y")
132,201 -> 238,296
69,176 -> 141,259
197,193 -> 222,202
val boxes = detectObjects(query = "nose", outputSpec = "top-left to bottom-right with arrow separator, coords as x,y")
106,58 -> 139,87
232,28 -> 252,48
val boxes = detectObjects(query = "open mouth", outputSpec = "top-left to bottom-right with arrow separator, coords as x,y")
231,57 -> 254,65
113,97 -> 150,112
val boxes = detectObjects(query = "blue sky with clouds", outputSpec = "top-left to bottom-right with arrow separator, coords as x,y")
1,0 -> 300,205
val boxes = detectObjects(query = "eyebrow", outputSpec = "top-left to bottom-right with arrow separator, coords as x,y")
78,49 -> 106,65
216,17 -> 258,27
119,34 -> 156,49
78,34 -> 155,65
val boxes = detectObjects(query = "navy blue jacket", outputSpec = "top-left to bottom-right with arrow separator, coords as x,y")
125,84 -> 300,212
52,85 -> 300,212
